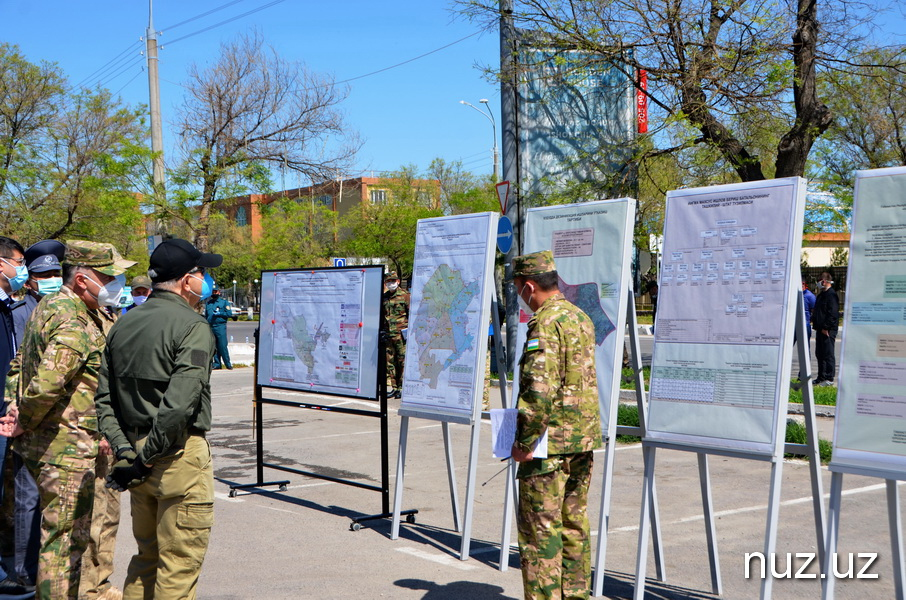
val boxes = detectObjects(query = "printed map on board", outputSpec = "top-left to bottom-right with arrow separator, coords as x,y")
559,277 -> 615,345
409,264 -> 481,388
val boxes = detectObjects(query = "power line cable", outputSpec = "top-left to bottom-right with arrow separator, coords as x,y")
161,0 -> 252,31
72,41 -> 143,90
97,56 -> 146,89
112,68 -> 145,97
333,30 -> 481,86
162,0 -> 287,47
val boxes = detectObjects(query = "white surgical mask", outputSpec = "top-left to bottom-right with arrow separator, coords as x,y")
386,282 -> 399,292
86,273 -> 126,307
517,283 -> 534,315
132,294 -> 148,306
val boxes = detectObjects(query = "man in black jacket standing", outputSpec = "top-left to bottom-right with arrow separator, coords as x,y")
811,270 -> 840,386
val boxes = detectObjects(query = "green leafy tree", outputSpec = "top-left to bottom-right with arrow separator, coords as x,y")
0,44 -> 150,257
341,189 -> 442,279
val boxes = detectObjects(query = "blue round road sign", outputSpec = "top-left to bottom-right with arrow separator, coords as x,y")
497,216 -> 513,254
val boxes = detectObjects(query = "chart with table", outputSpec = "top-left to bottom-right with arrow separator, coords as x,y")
646,178 -> 806,453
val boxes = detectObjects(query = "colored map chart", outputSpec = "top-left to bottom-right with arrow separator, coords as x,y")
400,213 -> 495,422
267,270 -> 365,392
559,277 -> 616,345
410,264 -> 481,389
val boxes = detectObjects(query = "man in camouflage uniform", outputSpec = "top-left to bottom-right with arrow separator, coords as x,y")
382,271 -> 409,398
510,250 -> 601,600
0,241 -> 135,600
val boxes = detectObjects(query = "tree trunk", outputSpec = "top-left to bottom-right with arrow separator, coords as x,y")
775,0 -> 832,178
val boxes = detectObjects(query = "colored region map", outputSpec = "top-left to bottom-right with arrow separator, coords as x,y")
559,277 -> 615,345
285,313 -> 332,377
268,270 -> 365,391
400,213 -> 495,421
410,264 -> 481,388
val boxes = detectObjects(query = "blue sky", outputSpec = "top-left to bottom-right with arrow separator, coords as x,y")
0,0 -> 501,181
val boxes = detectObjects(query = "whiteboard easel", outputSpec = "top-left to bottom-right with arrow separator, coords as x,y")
389,212 -> 499,560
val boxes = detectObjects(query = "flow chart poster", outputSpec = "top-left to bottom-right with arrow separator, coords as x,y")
646,178 -> 806,454
832,166 -> 906,473
520,198 -> 636,437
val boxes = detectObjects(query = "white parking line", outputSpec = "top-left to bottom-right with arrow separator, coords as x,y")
396,546 -> 476,571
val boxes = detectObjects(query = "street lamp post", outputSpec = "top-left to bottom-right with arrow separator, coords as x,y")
232,279 -> 237,306
253,278 -> 259,312
460,99 -> 500,182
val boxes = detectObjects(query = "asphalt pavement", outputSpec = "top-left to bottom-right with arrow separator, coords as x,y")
103,365 -> 897,600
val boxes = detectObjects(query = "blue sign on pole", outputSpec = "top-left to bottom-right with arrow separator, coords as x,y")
333,257 -> 347,267
497,216 -> 514,254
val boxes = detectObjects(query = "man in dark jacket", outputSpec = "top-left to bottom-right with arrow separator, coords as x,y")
0,235 -> 30,598
811,270 -> 840,386
96,238 -> 221,600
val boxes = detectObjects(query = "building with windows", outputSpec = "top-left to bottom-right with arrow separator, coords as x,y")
216,175 -> 440,241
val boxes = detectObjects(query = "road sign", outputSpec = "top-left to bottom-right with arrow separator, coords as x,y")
497,216 -> 514,254
495,181 -> 510,214
332,257 -> 347,267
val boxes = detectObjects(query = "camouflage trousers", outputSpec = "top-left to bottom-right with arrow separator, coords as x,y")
24,456 -> 96,600
79,453 -> 121,600
124,434 -> 214,600
517,452 -> 594,600
385,333 -> 406,389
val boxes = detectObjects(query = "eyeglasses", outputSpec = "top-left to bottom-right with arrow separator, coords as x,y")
0,256 -> 25,266
188,267 -> 206,276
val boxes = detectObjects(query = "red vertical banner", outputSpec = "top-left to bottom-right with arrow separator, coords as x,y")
637,69 -> 648,134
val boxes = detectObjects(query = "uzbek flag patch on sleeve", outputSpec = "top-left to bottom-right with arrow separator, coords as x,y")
526,338 -> 540,352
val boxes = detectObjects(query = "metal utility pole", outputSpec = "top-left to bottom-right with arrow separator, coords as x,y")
147,0 -> 166,203
500,0 -> 520,371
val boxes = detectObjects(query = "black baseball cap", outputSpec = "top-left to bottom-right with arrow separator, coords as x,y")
147,238 -> 222,283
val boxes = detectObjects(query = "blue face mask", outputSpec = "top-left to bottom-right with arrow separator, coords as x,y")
132,294 -> 148,306
2,259 -> 29,293
36,277 -> 63,296
189,272 -> 215,301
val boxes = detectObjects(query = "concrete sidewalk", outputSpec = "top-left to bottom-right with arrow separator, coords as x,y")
106,368 -> 899,599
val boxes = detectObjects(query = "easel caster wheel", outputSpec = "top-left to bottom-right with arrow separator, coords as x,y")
406,514 -> 416,524
228,490 -> 236,498
350,522 -> 362,532
279,484 -> 287,491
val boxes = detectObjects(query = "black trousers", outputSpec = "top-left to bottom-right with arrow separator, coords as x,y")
815,329 -> 837,382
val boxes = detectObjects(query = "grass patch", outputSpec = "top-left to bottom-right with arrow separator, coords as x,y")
615,404 -> 642,443
620,366 -> 651,391
789,380 -> 837,405
785,420 -> 833,463
616,405 -> 833,464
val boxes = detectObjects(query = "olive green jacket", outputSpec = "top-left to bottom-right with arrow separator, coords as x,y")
96,290 -> 215,465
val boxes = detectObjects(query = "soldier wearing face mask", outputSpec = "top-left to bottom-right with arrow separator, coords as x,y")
382,271 -> 409,398
0,240 -> 135,600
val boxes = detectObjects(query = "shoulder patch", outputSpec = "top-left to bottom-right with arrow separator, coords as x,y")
191,349 -> 208,368
526,338 -> 541,352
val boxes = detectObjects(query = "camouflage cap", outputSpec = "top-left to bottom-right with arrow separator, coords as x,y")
131,275 -> 152,290
64,240 -> 136,276
512,250 -> 556,278
385,270 -> 399,281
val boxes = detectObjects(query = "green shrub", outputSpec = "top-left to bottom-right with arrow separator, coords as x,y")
784,420 -> 832,463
